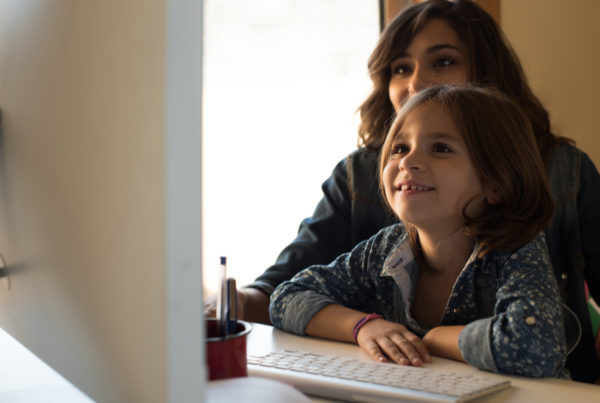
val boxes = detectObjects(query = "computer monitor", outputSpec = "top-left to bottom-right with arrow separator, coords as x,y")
0,1 -> 204,402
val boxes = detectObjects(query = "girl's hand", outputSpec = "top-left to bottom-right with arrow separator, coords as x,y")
356,319 -> 431,366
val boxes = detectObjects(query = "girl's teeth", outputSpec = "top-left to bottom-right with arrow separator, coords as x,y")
401,185 -> 428,191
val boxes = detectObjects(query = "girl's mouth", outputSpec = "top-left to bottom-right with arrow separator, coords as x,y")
399,184 -> 433,191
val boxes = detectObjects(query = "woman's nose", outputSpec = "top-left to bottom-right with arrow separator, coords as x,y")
408,67 -> 431,97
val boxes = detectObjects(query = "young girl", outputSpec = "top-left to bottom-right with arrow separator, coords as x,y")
269,85 -> 567,378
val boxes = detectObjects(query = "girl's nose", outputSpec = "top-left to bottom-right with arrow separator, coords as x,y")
399,150 -> 425,171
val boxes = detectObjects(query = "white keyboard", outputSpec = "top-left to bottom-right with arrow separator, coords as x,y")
248,350 -> 510,402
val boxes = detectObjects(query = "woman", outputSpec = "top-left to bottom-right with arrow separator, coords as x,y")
207,0 -> 600,383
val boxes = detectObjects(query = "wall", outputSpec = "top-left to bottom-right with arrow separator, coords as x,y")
502,0 -> 600,167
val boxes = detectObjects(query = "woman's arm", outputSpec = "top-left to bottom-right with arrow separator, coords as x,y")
578,152 -> 600,300
205,151 -> 386,324
251,149 -> 390,295
204,287 -> 271,324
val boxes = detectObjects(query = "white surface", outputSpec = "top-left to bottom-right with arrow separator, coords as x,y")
207,377 -> 310,403
247,323 -> 600,403
0,327 -> 92,402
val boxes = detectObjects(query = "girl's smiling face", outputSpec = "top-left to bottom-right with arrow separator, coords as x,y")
382,103 -> 488,235
388,19 -> 468,111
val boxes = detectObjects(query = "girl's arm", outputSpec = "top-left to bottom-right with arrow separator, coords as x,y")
269,224 -> 432,365
459,234 -> 567,378
422,325 -> 465,363
303,304 -> 362,343
305,304 -> 431,366
269,225 -> 402,334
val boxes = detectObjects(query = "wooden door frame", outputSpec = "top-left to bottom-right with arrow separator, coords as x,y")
381,0 -> 500,28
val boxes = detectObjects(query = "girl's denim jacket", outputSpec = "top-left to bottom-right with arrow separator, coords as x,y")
269,225 -> 567,378
252,143 -> 600,382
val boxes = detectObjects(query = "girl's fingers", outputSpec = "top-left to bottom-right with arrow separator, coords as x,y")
395,332 -> 432,364
357,321 -> 431,366
362,339 -> 390,363
381,335 -> 420,366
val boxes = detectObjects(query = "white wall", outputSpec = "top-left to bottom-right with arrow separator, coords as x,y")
202,0 -> 379,294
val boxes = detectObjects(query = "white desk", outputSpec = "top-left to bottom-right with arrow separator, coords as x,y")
0,327 -> 93,402
247,322 -> 600,402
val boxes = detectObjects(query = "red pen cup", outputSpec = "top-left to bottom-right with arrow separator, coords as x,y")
206,318 -> 252,380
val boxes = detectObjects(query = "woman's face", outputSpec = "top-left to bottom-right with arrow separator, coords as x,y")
388,19 -> 468,112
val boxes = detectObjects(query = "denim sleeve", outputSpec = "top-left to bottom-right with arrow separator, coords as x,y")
578,152 -> 600,301
457,317 -> 497,372
459,235 -> 567,378
269,227 -> 400,335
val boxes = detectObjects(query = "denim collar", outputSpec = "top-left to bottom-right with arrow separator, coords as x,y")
380,233 -> 481,333
381,232 -> 480,280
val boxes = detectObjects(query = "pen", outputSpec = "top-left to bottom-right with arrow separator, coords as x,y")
225,278 -> 238,335
216,256 -> 227,337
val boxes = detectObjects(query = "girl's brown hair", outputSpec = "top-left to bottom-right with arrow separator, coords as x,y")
379,85 -> 554,253
359,0 -> 568,163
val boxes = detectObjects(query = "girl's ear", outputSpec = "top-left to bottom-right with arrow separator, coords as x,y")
485,188 -> 501,205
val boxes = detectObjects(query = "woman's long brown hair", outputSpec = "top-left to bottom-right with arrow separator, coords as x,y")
358,0 -> 570,164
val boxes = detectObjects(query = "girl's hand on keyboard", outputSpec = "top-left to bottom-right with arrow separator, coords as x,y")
357,319 -> 432,366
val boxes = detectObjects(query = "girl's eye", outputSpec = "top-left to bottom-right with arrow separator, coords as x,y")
433,56 -> 457,68
391,144 -> 409,154
432,143 -> 453,153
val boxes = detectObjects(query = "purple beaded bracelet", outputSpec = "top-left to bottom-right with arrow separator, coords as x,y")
352,313 -> 383,345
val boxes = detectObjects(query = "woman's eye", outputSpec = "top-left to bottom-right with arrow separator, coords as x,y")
391,63 -> 411,75
432,143 -> 452,153
433,57 -> 456,68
